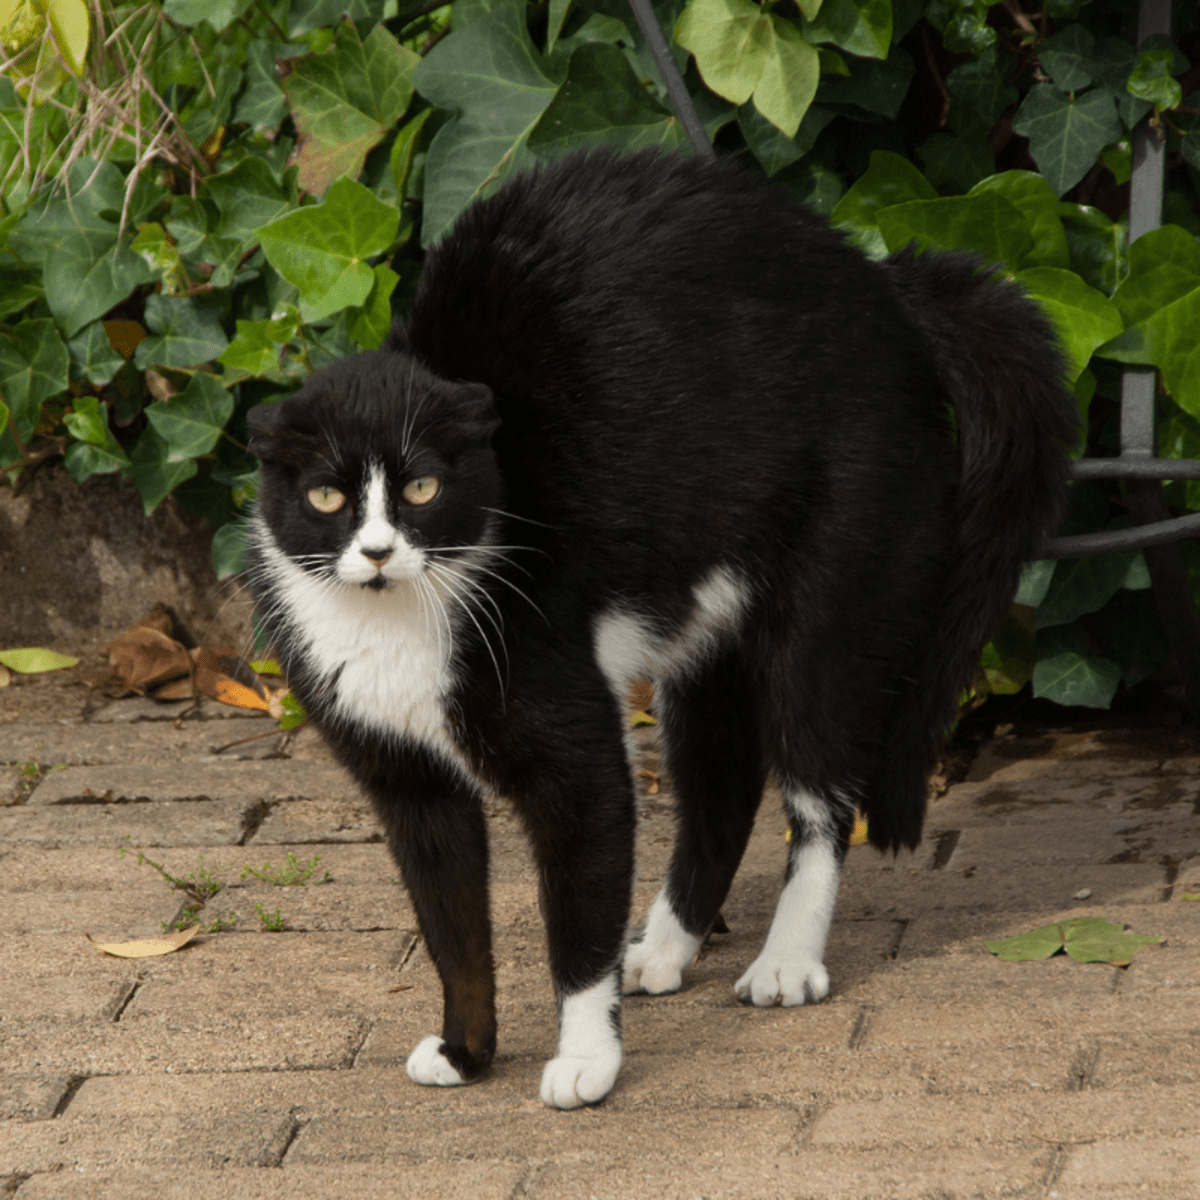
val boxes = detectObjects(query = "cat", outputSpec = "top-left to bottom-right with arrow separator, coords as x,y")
246,148 -> 1077,1110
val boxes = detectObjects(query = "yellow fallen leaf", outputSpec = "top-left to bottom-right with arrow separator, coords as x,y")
849,813 -> 869,846
87,925 -> 201,958
212,677 -> 270,711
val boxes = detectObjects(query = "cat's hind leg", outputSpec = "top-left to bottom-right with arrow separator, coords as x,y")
624,652 -> 766,996
734,785 -> 854,1006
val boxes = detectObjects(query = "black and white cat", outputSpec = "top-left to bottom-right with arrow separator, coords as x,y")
247,149 -> 1077,1109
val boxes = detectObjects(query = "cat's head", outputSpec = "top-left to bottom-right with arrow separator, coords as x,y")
247,349 -> 502,591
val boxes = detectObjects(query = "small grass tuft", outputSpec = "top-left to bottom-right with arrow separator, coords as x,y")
255,903 -> 286,932
241,852 -> 329,887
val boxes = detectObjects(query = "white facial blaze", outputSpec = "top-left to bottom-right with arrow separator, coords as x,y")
336,463 -> 426,584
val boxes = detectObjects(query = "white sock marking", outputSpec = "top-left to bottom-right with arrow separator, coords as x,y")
406,1034 -> 467,1087
540,972 -> 623,1109
622,889 -> 702,995
735,787 -> 842,1006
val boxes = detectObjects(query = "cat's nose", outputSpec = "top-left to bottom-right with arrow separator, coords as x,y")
360,548 -> 392,568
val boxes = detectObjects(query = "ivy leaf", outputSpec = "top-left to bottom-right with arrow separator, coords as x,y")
875,192 -> 1033,268
1061,917 -> 1163,964
63,396 -> 129,482
946,44 -> 1018,124
283,20 -> 418,197
969,171 -> 1070,269
414,0 -> 559,247
984,922 -> 1064,962
257,177 -> 399,322
1036,23 -> 1095,93
202,157 -> 292,251
815,45 -> 914,119
1012,85 -> 1123,198
288,0 -> 386,35
218,311 -> 302,383
135,295 -> 230,371
144,373 -> 236,464
348,264 -> 399,351
674,0 -> 819,137
1125,46 -> 1183,114
529,42 -> 684,154
67,322 -> 126,386
127,427 -> 200,515
7,158 -> 125,265
0,265 -> 43,319
131,223 -> 187,296
799,0 -> 891,60
391,108 -> 433,199
212,519 -> 249,580
1058,203 -> 1128,295
161,0 -> 251,31
738,102 -> 836,176
42,233 -> 158,339
1032,644 -> 1121,708
924,0 -> 994,56
830,149 -> 935,257
234,39 -> 304,133
1035,550 -> 1136,629
1104,226 -> 1200,417
918,103 -> 994,195
0,318 -> 69,441
1014,267 -> 1122,383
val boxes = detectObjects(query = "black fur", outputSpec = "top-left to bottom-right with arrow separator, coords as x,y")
247,149 -> 1077,1097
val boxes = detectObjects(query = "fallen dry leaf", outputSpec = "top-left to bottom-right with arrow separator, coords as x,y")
102,606 -> 195,697
86,925 -> 201,958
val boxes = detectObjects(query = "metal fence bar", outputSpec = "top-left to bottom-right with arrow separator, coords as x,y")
625,0 -> 714,158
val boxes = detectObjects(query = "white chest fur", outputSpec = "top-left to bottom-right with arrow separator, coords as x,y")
253,520 -> 472,775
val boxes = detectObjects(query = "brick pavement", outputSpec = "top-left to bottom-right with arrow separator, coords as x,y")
2,698 -> 1198,1198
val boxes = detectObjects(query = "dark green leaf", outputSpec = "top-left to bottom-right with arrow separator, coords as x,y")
815,45 -> 914,120
1126,46 -> 1183,113
1060,916 -> 1163,964
1016,560 -> 1056,608
62,397 -> 129,482
414,0 -> 560,247
1032,645 -> 1121,708
0,319 -> 70,441
1036,550 -> 1135,628
212,519 -> 249,580
391,109 -> 434,199
800,0 -> 892,60
946,45 -> 1018,124
875,192 -> 1033,267
67,322 -> 126,386
257,177 -> 400,322
348,264 -> 399,350
530,43 -> 683,155
0,264 -> 43,318
8,158 -> 125,266
127,427 -> 200,515
284,20 -> 419,197
738,102 -> 836,176
144,372 -> 236,463
924,0 -> 994,56
1036,24 -> 1095,93
42,233 -> 159,339
1092,588 -> 1169,687
203,158 -> 291,251
918,103 -> 994,195
135,295 -> 230,371
234,40 -> 308,133
289,0 -> 386,37
1058,204 -> 1128,295
1012,85 -> 1123,198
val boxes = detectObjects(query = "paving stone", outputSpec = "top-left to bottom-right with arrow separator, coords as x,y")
809,1089 -> 1200,1150
1091,1035 -> 1200,1090
4,887 -> 179,935
1056,1134 -> 1200,1190
27,761 -> 352,806
12,1163 -> 528,1200
247,797 -> 383,844
0,1074 -> 71,1122
0,799 -> 254,848
89,698 -> 271,724
3,976 -> 136,1023
965,728 -> 1195,784
531,1146 -> 1055,1200
0,1111 -> 298,1175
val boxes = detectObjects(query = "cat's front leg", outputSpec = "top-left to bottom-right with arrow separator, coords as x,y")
362,753 -> 497,1086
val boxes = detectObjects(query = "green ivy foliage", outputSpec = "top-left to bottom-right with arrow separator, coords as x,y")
1,0 -> 1198,711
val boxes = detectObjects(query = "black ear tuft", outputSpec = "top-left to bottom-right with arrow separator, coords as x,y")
454,382 -> 501,441
246,400 -> 283,460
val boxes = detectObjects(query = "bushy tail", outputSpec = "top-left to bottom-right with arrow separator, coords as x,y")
868,248 -> 1080,851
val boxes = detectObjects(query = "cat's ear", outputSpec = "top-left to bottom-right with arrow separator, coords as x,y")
454,382 -> 501,443
246,400 -> 283,460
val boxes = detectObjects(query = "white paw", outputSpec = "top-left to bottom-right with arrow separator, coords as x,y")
406,1035 -> 467,1086
622,938 -> 685,995
734,954 -> 830,1007
621,891 -> 702,995
540,1048 -> 622,1109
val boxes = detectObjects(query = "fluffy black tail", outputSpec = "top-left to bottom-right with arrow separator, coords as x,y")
868,248 -> 1080,851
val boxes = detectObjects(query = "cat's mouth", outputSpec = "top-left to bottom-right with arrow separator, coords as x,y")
363,576 -> 391,591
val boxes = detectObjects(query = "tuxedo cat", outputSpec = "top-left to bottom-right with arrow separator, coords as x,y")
247,149 -> 1077,1109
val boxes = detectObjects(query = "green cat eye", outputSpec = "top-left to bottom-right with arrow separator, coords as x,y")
402,476 -> 441,506
307,485 -> 346,514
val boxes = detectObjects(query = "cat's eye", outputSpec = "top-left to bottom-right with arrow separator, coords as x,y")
402,476 -> 441,506
306,485 -> 346,514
